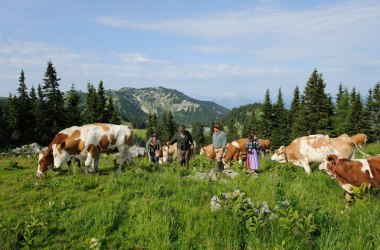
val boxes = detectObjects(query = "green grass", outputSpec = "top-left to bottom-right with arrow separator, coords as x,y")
1,144 -> 380,249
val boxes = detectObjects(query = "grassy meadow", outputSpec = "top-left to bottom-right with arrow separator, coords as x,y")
1,144 -> 380,249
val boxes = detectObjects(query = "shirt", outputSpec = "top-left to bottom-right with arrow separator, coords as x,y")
212,131 -> 227,149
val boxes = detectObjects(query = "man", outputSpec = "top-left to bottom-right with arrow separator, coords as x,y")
211,123 -> 227,171
145,134 -> 162,163
168,125 -> 194,167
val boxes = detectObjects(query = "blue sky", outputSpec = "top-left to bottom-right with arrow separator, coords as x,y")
1,0 -> 379,107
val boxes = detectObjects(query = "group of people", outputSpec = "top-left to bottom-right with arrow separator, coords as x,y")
145,123 -> 265,172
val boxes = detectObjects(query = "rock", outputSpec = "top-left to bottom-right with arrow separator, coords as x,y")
222,169 -> 238,178
208,169 -> 217,182
210,196 -> 221,212
12,143 -> 43,156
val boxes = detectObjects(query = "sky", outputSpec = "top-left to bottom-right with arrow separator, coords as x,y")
0,0 -> 379,108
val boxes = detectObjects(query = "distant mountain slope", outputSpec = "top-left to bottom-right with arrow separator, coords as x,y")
113,86 -> 229,125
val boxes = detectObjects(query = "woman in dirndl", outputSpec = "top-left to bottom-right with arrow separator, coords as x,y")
245,133 -> 264,172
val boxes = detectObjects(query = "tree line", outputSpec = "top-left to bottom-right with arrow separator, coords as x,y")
0,61 -> 121,147
223,69 -> 380,149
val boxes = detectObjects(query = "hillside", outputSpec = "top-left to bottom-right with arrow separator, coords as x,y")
113,86 -> 229,126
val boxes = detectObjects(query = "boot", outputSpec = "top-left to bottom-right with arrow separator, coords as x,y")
218,161 -> 224,172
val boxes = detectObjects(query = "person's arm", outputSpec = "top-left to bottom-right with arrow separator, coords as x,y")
157,140 -> 162,150
168,133 -> 177,145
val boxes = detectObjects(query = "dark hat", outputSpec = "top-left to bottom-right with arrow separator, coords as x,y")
213,123 -> 221,129
152,133 -> 158,138
178,125 -> 186,132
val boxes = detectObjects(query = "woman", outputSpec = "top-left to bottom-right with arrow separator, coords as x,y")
245,133 -> 264,172
146,134 -> 162,163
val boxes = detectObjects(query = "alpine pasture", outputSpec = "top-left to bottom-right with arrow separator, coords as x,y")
1,143 -> 380,249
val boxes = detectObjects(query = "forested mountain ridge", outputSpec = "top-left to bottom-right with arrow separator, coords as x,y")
110,86 -> 229,126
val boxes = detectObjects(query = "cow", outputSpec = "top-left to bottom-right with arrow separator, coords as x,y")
351,133 -> 368,148
223,138 -> 272,167
161,142 -> 177,163
271,135 -> 356,174
319,154 -> 380,205
36,126 -> 81,177
200,143 -> 221,159
52,123 -> 134,173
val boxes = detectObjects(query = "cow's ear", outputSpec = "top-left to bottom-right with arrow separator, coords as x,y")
327,154 -> 337,164
60,141 -> 66,149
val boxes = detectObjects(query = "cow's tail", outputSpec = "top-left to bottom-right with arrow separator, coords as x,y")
352,141 -> 371,158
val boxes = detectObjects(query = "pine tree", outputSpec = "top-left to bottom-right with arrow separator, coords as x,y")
14,70 -> 34,143
65,84 -> 82,126
84,82 -> 99,123
291,103 -> 308,139
242,109 -> 259,138
299,69 -> 333,134
347,89 -> 363,135
36,84 -> 50,144
97,81 -> 107,122
42,61 -> 65,138
106,96 -> 121,124
5,95 -> 18,143
146,112 -> 158,140
271,88 -> 290,148
259,89 -> 274,139
362,88 -> 376,142
0,105 -> 8,146
371,83 -> 380,142
191,122 -> 206,147
226,119 -> 238,141
289,86 -> 300,128
333,85 -> 350,136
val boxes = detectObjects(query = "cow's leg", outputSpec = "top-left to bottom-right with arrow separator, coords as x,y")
67,158 -> 73,174
117,145 -> 131,172
299,161 -> 311,174
89,154 -> 100,173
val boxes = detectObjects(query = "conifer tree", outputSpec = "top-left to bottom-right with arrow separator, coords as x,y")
242,109 -> 259,138
106,96 -> 121,124
146,112 -> 158,140
362,88 -> 376,142
289,85 -> 300,128
226,119 -> 238,141
65,84 -> 82,126
333,85 -> 350,136
84,82 -> 99,123
371,83 -> 380,142
191,122 -> 206,147
36,84 -> 50,144
271,88 -> 290,148
0,105 -> 8,146
14,70 -> 34,143
259,89 -> 274,139
299,69 -> 333,134
42,61 -> 65,136
97,81 -> 107,122
290,103 -> 308,139
347,89 -> 363,135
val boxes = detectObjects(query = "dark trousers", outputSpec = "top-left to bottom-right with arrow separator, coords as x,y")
149,153 -> 159,163
177,148 -> 191,166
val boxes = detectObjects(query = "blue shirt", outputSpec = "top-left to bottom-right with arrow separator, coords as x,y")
212,131 -> 227,149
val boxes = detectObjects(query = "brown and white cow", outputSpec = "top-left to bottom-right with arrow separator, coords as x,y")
271,135 -> 355,174
52,123 -> 134,173
36,126 -> 81,177
351,133 -> 368,148
319,154 -> 380,204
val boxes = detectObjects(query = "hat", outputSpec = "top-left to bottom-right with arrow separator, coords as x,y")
178,125 -> 186,132
213,123 -> 221,129
152,133 -> 158,138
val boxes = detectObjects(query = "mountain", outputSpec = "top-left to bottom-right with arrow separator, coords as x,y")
112,86 -> 229,126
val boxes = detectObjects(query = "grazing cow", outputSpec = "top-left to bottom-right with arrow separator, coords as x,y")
351,133 -> 368,148
319,154 -> 380,205
271,135 -> 356,174
36,126 -> 81,177
52,123 -> 134,173
200,143 -> 218,159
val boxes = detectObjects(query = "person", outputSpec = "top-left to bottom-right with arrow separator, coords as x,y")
146,134 -> 162,163
168,125 -> 194,167
245,133 -> 264,172
211,123 -> 227,171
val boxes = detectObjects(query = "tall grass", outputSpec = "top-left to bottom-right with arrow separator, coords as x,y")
1,144 -> 380,249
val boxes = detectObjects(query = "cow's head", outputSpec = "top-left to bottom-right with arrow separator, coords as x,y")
52,141 -> 70,169
271,146 -> 286,162
36,153 -> 54,177
319,154 -> 339,175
